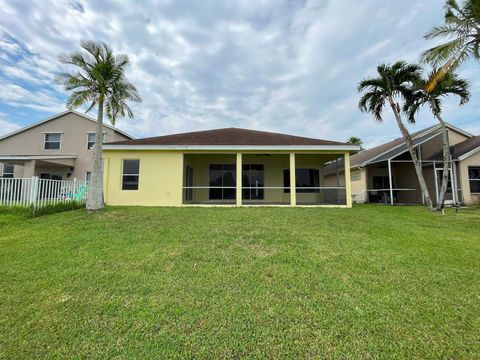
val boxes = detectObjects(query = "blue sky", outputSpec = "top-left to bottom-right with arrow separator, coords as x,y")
0,0 -> 478,147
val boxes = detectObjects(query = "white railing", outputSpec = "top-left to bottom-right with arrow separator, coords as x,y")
0,177 -> 88,208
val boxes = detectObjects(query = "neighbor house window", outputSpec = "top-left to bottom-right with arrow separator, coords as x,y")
2,163 -> 14,178
351,172 -> 361,181
283,168 -> 320,193
85,172 -> 91,182
87,133 -> 106,150
469,167 -> 480,194
44,133 -> 61,149
122,160 -> 140,190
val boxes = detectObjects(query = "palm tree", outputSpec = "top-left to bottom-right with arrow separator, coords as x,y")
57,41 -> 141,211
404,71 -> 470,209
358,61 -> 434,209
346,136 -> 364,150
422,0 -> 480,92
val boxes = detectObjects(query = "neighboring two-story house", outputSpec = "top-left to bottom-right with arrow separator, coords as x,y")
0,110 -> 132,182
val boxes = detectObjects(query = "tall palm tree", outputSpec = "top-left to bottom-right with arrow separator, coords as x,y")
422,0 -> 480,92
358,61 -> 434,209
404,71 -> 470,209
57,41 -> 141,210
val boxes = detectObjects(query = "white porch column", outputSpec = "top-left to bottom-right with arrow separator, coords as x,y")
344,152 -> 352,208
433,162 -> 439,205
451,158 -> 459,204
388,159 -> 394,205
236,153 -> 242,206
289,153 -> 296,206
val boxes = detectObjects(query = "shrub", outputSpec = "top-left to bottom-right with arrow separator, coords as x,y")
0,201 -> 85,220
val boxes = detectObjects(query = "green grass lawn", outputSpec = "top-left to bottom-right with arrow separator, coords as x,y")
0,205 -> 479,359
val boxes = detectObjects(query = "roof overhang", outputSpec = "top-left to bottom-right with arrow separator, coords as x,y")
102,144 -> 361,151
0,155 -> 77,167
0,155 -> 77,160
458,146 -> 480,161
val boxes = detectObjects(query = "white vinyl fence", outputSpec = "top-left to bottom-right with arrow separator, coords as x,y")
0,177 -> 88,208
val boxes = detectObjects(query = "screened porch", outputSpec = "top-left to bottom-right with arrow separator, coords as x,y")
182,153 -> 350,206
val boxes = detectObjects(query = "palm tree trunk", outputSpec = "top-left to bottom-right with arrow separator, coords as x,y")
434,113 -> 450,210
86,94 -> 105,211
387,97 -> 433,209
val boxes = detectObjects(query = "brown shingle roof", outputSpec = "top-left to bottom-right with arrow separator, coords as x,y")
429,135 -> 480,160
106,127 -> 349,146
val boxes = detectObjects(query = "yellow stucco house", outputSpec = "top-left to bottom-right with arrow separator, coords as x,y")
102,128 -> 360,207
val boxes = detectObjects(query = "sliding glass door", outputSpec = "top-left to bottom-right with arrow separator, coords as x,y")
242,164 -> 264,200
209,164 -> 236,200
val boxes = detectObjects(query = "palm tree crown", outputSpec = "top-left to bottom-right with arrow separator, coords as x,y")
422,0 -> 480,92
358,61 -> 423,121
56,41 -> 141,125
404,71 -> 470,122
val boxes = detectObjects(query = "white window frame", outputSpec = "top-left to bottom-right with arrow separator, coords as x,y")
468,166 -> 480,194
121,159 -> 140,191
43,132 -> 62,150
86,132 -> 107,150
2,163 -> 14,178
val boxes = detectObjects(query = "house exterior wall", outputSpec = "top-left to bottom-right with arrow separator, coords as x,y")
103,150 -> 352,207
448,129 -> 470,146
349,168 -> 367,203
458,152 -> 480,205
104,150 -> 184,206
0,112 -> 130,180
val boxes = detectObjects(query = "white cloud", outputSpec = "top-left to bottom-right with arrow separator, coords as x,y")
0,113 -> 21,136
0,0 -> 478,149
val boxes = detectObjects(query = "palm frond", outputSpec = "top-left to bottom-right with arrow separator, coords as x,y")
58,40 -> 142,124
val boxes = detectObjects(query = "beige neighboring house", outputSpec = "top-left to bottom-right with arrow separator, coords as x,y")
0,110 -> 132,182
324,123 -> 480,206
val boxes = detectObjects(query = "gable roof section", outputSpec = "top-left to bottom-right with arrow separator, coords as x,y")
350,123 -> 472,167
0,110 -> 133,141
429,135 -> 480,161
323,123 -> 474,175
104,127 -> 358,150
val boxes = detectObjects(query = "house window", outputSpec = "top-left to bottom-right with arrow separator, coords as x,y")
122,160 -> 140,190
209,164 -> 236,200
2,163 -> 14,178
44,133 -> 61,149
468,167 -> 480,194
351,172 -> 361,181
87,133 -> 106,150
85,172 -> 92,182
283,168 -> 320,193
